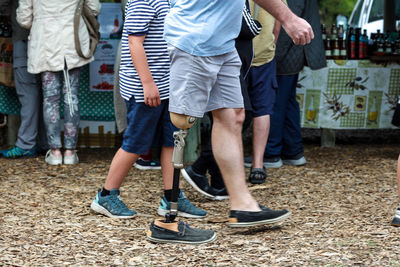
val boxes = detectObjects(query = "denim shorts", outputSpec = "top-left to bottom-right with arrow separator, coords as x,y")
248,58 -> 278,117
168,45 -> 244,118
121,98 -> 177,154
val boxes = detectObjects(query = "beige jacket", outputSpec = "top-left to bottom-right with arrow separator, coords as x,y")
16,0 -> 101,74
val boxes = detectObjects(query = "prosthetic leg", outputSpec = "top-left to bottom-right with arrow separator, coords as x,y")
164,112 -> 197,223
147,112 -> 217,244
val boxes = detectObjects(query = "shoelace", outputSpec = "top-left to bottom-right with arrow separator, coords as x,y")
179,196 -> 198,212
109,195 -> 130,211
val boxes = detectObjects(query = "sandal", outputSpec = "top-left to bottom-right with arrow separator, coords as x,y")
248,167 -> 267,184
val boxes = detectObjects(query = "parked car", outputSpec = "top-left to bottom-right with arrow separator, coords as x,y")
349,0 -> 400,35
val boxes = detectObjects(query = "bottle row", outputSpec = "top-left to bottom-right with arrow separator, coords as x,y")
321,24 -> 400,60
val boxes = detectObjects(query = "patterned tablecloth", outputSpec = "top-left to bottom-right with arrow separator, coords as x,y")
0,65 -> 114,121
298,60 -> 400,129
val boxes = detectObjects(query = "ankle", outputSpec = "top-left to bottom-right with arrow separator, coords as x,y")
51,149 -> 62,157
64,149 -> 75,156
230,199 -> 261,212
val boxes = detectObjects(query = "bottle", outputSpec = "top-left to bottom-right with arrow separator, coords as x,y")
332,36 -> 340,60
330,24 -> 337,40
358,30 -> 365,59
385,31 -> 394,55
375,32 -> 385,55
350,30 -> 357,59
368,33 -> 375,57
340,38 -> 347,59
355,28 -> 361,59
361,30 -> 368,59
321,24 -> 327,42
338,24 -> 345,40
325,37 -> 332,59
346,27 -> 354,58
368,97 -> 378,122
306,96 -> 316,122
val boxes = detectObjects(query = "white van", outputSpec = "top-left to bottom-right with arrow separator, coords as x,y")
349,0 -> 400,35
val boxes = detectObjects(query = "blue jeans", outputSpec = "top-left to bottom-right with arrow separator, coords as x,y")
264,74 -> 303,157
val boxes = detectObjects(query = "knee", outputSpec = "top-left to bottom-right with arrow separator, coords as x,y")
236,109 -> 245,125
213,108 -> 245,129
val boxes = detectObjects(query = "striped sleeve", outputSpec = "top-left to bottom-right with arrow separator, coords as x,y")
125,0 -> 156,35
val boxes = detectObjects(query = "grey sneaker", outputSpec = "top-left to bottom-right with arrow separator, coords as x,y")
90,189 -> 136,218
147,219 -> 216,244
157,191 -> 207,218
244,156 -> 253,168
282,153 -> 306,166
392,207 -> 400,227
263,156 -> 283,168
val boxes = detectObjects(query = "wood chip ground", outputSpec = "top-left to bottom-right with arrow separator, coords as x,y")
1,144 -> 400,266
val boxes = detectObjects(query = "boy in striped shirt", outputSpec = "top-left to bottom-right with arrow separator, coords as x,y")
90,0 -> 213,244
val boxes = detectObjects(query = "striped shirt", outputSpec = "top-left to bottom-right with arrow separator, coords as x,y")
119,0 -> 170,102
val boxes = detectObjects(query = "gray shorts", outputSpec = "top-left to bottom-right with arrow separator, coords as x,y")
168,45 -> 243,118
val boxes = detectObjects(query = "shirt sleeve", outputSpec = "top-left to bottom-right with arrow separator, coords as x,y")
124,0 -> 156,36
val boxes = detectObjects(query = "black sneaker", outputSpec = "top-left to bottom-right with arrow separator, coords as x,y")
248,167 -> 267,184
263,156 -> 283,168
133,158 -> 161,170
181,166 -> 227,200
228,207 -> 291,227
147,219 -> 217,244
213,187 -> 229,201
282,153 -> 306,166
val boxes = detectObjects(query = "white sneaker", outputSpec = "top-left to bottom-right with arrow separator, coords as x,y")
45,150 -> 62,165
64,150 -> 79,165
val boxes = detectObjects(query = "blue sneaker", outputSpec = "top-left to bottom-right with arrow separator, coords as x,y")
90,189 -> 136,218
157,191 -> 207,218
0,146 -> 37,158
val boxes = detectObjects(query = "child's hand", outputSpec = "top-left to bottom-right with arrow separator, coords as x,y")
143,81 -> 161,107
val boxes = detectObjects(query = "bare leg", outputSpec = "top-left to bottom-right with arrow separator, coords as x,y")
104,148 -> 140,190
252,115 -> 270,168
161,146 -> 174,190
211,108 -> 260,212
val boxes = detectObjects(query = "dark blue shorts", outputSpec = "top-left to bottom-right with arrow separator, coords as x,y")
248,58 -> 278,117
122,99 -> 177,154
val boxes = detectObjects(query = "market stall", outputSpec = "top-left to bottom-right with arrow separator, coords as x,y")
297,59 -> 399,129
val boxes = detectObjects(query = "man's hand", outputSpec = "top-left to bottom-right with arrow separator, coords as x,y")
254,0 -> 314,45
143,81 -> 161,107
282,14 -> 314,45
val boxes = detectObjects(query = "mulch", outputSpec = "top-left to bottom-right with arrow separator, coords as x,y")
1,143 -> 400,266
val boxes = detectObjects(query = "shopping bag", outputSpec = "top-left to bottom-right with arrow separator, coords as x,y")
0,37 -> 14,87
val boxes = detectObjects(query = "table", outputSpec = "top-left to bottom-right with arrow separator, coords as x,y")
298,59 -> 400,130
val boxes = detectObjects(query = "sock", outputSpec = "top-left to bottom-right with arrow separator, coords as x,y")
164,189 -> 180,202
101,187 -> 111,197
